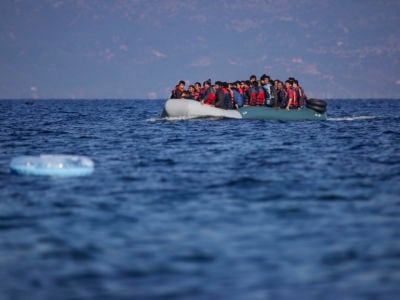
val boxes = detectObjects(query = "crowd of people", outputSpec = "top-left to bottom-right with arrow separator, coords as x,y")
170,74 -> 308,110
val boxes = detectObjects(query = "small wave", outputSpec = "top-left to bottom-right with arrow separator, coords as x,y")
147,116 -> 229,122
328,116 -> 375,121
146,117 -> 166,122
146,116 -> 195,122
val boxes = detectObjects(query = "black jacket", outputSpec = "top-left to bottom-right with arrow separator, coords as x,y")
214,88 -> 225,108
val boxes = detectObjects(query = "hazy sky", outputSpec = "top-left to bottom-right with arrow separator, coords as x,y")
1,0 -> 399,99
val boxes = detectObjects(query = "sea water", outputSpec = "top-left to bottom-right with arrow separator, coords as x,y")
0,99 -> 399,299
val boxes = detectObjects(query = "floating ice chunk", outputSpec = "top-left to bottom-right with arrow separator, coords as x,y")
10,155 -> 94,177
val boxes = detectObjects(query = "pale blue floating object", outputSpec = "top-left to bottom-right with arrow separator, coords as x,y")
10,155 -> 94,177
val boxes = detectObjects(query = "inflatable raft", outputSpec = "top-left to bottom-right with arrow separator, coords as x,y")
162,99 -> 327,121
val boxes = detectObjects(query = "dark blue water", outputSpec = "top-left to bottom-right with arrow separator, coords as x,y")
1,99 -> 399,300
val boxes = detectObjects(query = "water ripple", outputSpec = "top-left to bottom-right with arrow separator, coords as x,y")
0,99 -> 399,299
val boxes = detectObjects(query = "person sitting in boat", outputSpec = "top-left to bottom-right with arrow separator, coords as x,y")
274,79 -> 279,91
256,81 -> 265,106
194,82 -> 202,101
289,80 -> 300,109
200,80 -> 216,105
276,81 -> 288,109
285,79 -> 295,110
213,81 -> 223,108
222,82 -> 233,109
250,81 -> 260,106
238,81 -> 244,95
182,85 -> 196,100
242,81 -> 252,106
228,83 -> 236,109
232,81 -> 244,108
293,80 -> 307,108
170,80 -> 186,99
260,74 -> 276,107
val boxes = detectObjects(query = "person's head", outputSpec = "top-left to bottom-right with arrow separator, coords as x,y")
214,81 -> 221,89
250,75 -> 257,82
178,80 -> 185,91
292,80 -> 299,88
188,85 -> 195,92
194,82 -> 201,90
260,76 -> 265,84
285,80 -> 293,88
252,81 -> 259,88
277,81 -> 284,89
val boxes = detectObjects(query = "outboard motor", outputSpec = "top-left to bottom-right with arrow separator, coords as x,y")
306,98 -> 327,113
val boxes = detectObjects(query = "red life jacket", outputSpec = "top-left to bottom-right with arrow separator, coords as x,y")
194,91 -> 200,100
199,88 -> 205,99
204,87 -> 216,105
257,87 -> 265,106
251,88 -> 258,106
206,93 -> 216,105
286,87 -> 295,107
222,87 -> 232,98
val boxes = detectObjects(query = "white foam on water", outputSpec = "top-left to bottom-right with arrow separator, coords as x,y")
147,116 -> 195,122
147,116 -> 232,122
328,116 -> 376,122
